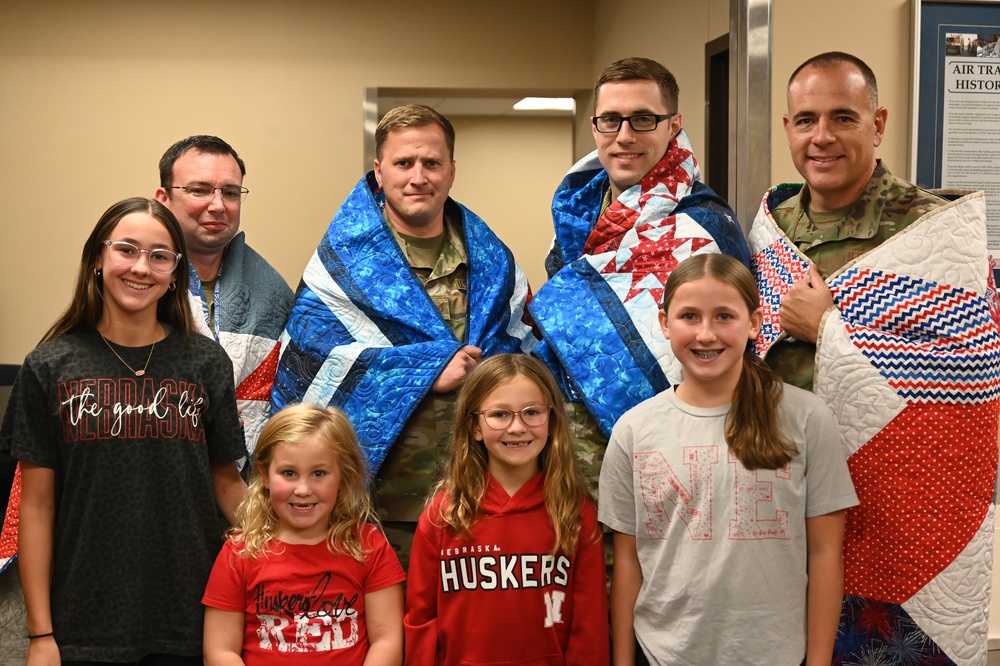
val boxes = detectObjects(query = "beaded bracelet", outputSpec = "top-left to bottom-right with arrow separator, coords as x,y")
27,632 -> 54,640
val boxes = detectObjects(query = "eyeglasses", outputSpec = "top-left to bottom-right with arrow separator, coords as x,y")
102,241 -> 182,273
472,405 -> 552,430
164,184 -> 249,203
592,113 -> 676,134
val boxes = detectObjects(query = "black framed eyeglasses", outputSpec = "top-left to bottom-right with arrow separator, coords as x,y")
592,113 -> 676,134
472,405 -> 552,430
165,184 -> 249,203
102,241 -> 182,273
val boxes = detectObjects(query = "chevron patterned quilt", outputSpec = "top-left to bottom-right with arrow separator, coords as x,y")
751,187 -> 1000,665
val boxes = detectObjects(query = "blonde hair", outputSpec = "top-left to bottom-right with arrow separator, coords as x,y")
662,254 -> 797,470
230,404 -> 378,560
433,354 -> 595,555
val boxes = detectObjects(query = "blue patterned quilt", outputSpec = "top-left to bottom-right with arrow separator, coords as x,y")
272,173 -> 536,472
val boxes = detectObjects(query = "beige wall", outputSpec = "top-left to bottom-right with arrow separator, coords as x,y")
0,0 -> 922,365
449,116 -> 574,291
770,0 -> 914,185
0,0 -> 595,362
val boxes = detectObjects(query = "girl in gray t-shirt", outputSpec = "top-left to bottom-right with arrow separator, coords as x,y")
600,254 -> 857,666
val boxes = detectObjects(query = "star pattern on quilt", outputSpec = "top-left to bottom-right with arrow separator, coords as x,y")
584,205 -> 641,255
582,145 -> 694,257
596,220 -> 714,304
751,241 -> 809,354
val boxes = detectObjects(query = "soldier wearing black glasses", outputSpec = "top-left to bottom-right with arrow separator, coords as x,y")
154,135 -> 293,456
528,58 -> 748,664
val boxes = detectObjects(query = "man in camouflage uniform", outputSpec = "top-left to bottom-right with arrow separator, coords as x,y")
530,57 -> 748,497
763,52 -> 947,386
273,105 -> 536,570
751,52 -> 997,663
374,108 -> 470,569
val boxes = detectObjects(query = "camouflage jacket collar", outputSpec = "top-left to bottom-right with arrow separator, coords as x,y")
786,160 -> 889,246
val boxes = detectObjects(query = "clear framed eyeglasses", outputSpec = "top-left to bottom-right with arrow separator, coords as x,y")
102,241 -> 182,273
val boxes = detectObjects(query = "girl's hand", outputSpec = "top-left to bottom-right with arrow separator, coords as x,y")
26,634 -> 60,666
805,511 -> 846,666
610,532 -> 642,666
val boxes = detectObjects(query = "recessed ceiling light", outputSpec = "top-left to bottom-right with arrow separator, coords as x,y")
513,97 -> 576,111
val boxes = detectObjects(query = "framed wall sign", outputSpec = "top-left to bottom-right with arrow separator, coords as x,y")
911,0 -> 1000,254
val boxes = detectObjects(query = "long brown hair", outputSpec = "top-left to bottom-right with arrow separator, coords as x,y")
433,354 -> 596,555
231,404 -> 379,560
40,197 -> 192,345
662,254 -> 796,470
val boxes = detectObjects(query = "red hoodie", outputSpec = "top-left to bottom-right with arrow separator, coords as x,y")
404,472 -> 609,665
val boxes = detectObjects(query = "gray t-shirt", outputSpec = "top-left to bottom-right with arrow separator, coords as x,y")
599,385 -> 858,665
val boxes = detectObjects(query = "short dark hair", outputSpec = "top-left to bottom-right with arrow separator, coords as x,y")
158,135 -> 246,187
594,57 -> 679,113
788,51 -> 879,109
375,105 -> 456,161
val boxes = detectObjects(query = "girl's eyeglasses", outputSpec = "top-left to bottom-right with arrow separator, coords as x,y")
472,405 -> 552,430
102,240 -> 182,273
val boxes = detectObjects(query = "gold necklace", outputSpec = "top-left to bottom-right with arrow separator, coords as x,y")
99,325 -> 159,377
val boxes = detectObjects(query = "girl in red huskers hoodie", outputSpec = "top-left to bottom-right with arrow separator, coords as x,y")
404,354 -> 609,665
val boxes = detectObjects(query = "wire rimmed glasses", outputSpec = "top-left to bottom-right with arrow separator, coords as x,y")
472,405 -> 552,430
164,184 -> 249,203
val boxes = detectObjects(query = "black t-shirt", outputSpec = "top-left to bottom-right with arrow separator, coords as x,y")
0,329 -> 245,661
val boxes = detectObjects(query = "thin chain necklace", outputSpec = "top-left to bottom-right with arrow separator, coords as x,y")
99,325 -> 159,377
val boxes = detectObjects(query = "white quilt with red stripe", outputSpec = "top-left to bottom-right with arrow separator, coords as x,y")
750,189 -> 1000,665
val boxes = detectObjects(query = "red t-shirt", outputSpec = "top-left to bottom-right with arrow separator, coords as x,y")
203,524 -> 405,665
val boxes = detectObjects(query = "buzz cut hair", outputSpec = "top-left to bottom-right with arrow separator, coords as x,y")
788,51 -> 879,110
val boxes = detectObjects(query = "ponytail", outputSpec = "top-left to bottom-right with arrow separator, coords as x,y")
663,253 -> 796,470
726,352 -> 797,470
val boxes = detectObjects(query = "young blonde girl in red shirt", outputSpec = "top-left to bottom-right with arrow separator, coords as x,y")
203,404 -> 405,665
